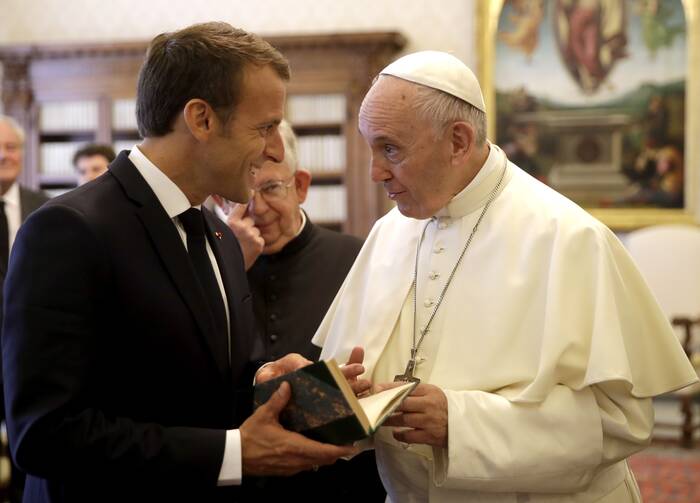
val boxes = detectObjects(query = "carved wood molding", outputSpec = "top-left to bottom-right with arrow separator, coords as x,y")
0,32 -> 405,62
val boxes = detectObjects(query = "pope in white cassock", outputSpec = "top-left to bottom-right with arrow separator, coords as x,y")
310,51 -> 699,502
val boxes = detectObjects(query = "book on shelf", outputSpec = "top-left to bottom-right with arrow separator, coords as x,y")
112,98 -> 138,130
303,185 -> 346,223
253,359 -> 417,445
40,142 -> 84,177
297,135 -> 345,173
287,94 -> 346,124
40,100 -> 98,132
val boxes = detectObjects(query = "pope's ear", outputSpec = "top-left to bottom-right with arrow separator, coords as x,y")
450,121 -> 476,165
293,169 -> 312,204
182,99 -> 216,141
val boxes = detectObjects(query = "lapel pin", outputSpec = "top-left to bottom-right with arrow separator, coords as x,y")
214,231 -> 223,240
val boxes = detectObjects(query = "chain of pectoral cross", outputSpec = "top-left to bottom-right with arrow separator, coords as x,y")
394,156 -> 508,383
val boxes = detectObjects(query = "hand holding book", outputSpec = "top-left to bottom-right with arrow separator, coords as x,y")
240,380 -> 358,476
379,383 -> 449,448
256,346 -> 371,396
254,359 -> 417,445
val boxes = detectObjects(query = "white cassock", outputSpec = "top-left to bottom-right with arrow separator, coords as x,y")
312,144 -> 698,503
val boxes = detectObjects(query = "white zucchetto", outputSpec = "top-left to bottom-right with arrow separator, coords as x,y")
380,50 -> 486,112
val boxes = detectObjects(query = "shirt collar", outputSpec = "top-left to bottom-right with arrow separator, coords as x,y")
128,146 -> 196,217
2,182 -> 20,207
295,208 -> 307,237
436,142 -> 510,219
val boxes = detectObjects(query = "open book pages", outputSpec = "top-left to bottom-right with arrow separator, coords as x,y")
359,382 -> 417,431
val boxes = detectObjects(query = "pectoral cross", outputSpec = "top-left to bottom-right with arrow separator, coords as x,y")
394,349 -> 423,383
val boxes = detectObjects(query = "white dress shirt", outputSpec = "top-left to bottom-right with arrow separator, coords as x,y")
128,146 -> 242,486
2,182 -> 22,251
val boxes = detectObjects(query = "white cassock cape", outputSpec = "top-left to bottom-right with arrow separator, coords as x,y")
312,144 -> 698,503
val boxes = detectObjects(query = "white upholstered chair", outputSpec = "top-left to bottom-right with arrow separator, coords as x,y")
625,224 -> 700,447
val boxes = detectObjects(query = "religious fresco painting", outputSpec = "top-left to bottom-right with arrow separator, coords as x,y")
494,0 -> 687,209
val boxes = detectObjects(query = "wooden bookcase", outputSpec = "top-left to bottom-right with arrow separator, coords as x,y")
0,32 -> 405,237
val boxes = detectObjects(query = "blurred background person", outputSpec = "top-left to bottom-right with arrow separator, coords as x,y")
0,114 -> 48,503
72,143 -> 115,186
213,119 -> 385,502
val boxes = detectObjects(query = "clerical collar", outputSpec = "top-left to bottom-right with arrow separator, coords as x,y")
435,143 -> 512,219
269,210 -> 314,259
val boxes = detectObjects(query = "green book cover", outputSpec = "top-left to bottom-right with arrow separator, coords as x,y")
254,359 -> 416,445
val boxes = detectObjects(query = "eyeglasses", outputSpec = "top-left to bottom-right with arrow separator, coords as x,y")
251,176 -> 294,202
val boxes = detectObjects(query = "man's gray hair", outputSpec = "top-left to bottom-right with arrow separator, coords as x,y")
279,119 -> 298,172
412,84 -> 487,146
0,115 -> 26,144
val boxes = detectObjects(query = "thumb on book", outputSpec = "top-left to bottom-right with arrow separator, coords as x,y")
264,381 -> 291,418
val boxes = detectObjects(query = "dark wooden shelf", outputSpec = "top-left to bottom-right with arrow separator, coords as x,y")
39,174 -> 77,188
112,130 -> 141,140
40,131 -> 95,142
309,172 -> 344,184
292,123 -> 343,135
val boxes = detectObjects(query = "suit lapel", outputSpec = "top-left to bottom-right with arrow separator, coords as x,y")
203,210 -> 253,382
109,153 -> 230,381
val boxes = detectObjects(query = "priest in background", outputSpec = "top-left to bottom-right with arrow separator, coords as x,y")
308,51 -> 698,502
215,120 -> 385,502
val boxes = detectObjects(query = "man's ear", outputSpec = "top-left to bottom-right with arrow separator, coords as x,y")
293,169 -> 312,204
182,99 -> 215,141
450,121 -> 476,166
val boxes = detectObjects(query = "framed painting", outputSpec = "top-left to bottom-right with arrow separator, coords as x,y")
478,0 -> 699,230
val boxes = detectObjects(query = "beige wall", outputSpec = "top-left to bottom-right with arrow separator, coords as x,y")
0,0 -> 479,68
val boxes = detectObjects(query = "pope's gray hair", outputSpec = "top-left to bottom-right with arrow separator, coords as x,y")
0,114 -> 26,144
278,119 -> 298,173
412,84 -> 487,146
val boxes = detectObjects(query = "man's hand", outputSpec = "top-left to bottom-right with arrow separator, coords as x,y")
255,353 -> 311,383
215,197 -> 264,270
240,381 -> 357,476
342,346 -> 371,396
382,383 -> 448,448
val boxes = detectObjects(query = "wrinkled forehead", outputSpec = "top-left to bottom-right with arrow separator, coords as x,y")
359,77 -> 428,142
361,75 -> 418,112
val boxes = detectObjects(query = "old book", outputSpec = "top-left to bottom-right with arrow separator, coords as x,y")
253,359 -> 417,445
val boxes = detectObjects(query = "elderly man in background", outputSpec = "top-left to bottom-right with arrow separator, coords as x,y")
215,120 -> 385,501
0,114 -> 48,503
0,115 -> 48,275
72,143 -> 115,186
311,51 -> 698,502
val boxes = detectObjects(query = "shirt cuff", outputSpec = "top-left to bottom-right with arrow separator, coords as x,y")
253,361 -> 274,385
217,429 -> 242,486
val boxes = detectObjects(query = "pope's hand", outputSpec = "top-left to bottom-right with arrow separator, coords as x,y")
219,199 -> 264,271
255,353 -> 311,383
381,383 -> 448,448
240,381 -> 357,475
342,346 -> 371,396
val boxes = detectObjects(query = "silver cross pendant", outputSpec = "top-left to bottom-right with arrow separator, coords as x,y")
394,351 -> 421,383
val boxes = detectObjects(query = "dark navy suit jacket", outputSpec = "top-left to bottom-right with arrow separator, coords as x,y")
2,152 -> 256,502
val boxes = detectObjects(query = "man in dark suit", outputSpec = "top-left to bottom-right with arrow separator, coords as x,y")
0,114 -> 49,503
216,120 -> 385,502
2,22 -> 355,503
0,115 -> 49,276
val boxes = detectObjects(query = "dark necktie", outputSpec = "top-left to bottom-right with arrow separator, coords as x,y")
178,208 -> 228,346
0,200 -> 9,272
